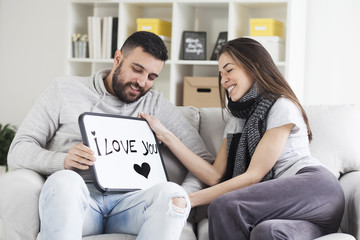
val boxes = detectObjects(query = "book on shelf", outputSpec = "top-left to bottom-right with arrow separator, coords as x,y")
87,16 -> 101,59
101,17 -> 118,59
87,16 -> 118,60
111,17 -> 118,59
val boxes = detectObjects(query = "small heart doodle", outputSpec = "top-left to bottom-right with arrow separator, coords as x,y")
133,162 -> 151,179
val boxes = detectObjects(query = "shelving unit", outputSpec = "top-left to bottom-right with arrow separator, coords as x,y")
66,0 -> 307,105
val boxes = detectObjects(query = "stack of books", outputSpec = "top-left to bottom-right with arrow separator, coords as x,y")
87,16 -> 118,59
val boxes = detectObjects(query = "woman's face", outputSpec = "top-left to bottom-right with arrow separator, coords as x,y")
218,52 -> 254,102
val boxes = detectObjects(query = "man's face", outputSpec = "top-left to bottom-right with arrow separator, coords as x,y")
112,47 -> 164,103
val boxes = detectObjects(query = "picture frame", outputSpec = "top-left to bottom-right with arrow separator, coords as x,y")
182,31 -> 206,60
210,32 -> 228,60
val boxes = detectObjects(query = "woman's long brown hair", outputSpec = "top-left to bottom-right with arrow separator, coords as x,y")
218,37 -> 312,141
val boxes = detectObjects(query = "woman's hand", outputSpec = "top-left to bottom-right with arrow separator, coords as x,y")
64,143 -> 96,170
139,112 -> 172,143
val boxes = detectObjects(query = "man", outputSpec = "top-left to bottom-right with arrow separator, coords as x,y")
8,31 -> 213,239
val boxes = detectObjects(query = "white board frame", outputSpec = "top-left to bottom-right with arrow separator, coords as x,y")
78,112 -> 168,193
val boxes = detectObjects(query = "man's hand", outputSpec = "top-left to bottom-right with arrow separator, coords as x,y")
64,143 -> 96,170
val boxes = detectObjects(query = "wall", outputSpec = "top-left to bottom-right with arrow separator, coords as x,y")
0,0 -> 359,127
0,0 -> 67,126
304,0 -> 360,105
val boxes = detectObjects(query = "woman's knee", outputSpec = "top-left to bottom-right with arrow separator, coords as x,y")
208,194 -> 230,218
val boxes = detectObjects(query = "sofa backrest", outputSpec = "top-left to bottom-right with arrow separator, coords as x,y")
198,108 -> 230,156
179,106 -> 230,157
304,104 -> 360,178
177,105 -> 360,182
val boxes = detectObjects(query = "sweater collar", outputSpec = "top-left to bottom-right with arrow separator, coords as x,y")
94,68 -> 111,96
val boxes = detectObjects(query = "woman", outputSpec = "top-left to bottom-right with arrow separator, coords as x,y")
140,37 -> 344,240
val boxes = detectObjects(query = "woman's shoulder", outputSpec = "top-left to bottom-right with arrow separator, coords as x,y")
272,97 -> 298,110
266,97 -> 304,131
270,97 -> 301,117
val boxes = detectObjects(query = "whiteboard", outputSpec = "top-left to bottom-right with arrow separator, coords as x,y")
78,112 -> 168,192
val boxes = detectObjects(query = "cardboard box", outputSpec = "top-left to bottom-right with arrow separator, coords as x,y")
247,36 -> 285,62
137,18 -> 172,37
183,77 -> 222,108
250,18 -> 284,38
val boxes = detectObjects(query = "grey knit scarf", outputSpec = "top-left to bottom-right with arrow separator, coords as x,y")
224,84 -> 275,181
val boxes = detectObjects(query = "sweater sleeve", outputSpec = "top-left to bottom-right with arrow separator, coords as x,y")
154,98 -> 215,194
8,78 -> 66,175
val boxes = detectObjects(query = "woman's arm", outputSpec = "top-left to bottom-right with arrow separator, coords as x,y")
140,112 -> 228,186
189,123 -> 294,207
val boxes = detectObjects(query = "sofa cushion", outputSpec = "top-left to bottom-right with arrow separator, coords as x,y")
159,106 -> 201,186
80,222 -> 197,240
0,169 -> 45,240
178,106 -> 200,132
198,108 -> 230,156
36,216 -> 197,240
197,218 -> 356,240
304,105 -> 360,178
314,233 -> 356,240
339,171 -> 360,239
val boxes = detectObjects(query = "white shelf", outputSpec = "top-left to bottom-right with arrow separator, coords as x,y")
66,0 -> 306,105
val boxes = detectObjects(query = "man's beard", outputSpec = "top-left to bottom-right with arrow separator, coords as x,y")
111,62 -> 149,103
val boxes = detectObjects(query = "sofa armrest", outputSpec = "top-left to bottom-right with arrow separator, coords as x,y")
0,169 -> 45,240
339,170 -> 360,239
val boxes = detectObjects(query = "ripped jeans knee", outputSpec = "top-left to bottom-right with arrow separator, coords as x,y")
169,196 -> 188,216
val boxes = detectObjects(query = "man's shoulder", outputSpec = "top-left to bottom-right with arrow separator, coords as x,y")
145,89 -> 163,98
53,75 -> 91,86
49,75 -> 93,93
143,89 -> 170,106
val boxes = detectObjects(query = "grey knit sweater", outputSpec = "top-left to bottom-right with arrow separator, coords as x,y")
8,69 -> 214,193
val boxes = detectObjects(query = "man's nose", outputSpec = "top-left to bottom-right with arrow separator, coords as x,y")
137,75 -> 147,87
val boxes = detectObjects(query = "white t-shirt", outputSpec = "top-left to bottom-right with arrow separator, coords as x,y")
224,97 -> 322,178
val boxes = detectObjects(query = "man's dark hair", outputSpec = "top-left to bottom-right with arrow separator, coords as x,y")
120,31 -> 168,61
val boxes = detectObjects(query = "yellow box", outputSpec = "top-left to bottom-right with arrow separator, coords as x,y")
250,18 -> 284,37
183,77 -> 222,108
137,18 -> 172,37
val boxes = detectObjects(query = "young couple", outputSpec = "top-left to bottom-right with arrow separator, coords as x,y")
9,30 -> 344,240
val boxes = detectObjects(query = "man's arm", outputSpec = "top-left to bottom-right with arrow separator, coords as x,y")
8,79 -> 65,175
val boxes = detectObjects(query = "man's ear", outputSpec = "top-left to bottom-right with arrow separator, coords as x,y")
113,49 -> 122,66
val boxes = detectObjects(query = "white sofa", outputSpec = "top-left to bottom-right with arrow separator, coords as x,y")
1,105 -> 360,240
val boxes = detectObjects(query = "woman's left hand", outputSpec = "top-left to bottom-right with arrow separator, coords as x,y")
139,112 -> 172,143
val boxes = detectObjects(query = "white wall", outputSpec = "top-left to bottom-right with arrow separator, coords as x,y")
0,0 -> 67,126
304,0 -> 360,105
0,0 -> 359,127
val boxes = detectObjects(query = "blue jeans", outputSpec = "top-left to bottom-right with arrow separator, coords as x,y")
39,170 -> 190,240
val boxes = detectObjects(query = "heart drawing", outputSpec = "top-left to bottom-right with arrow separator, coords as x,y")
133,162 -> 151,179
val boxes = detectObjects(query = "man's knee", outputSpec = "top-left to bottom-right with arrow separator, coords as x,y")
157,182 -> 190,217
41,170 -> 88,201
170,197 -> 188,215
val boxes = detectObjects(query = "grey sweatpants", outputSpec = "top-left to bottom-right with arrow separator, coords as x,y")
208,166 -> 345,240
